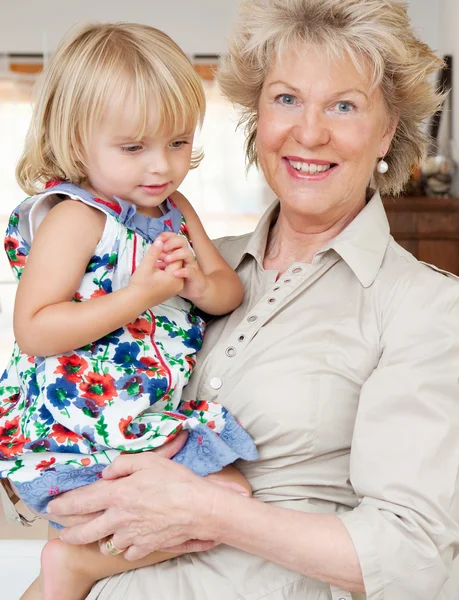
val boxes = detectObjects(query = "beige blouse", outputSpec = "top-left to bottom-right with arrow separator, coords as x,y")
65,191 -> 459,599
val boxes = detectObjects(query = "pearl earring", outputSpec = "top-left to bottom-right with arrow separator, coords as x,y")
376,159 -> 389,174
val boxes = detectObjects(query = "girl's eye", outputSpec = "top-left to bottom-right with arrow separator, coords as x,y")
276,94 -> 296,106
170,140 -> 187,148
121,145 -> 143,153
334,101 -> 355,113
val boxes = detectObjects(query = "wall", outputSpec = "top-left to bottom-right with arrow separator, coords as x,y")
0,0 -> 238,56
438,0 -> 459,163
0,0 -> 439,56
407,0 -> 440,52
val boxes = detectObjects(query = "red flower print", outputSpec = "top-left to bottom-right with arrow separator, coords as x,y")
181,400 -> 209,412
0,433 -> 30,459
35,457 -> 56,471
118,416 -> 136,439
163,411 -> 187,421
2,392 -> 20,408
91,289 -> 108,299
80,372 -> 117,406
45,179 -> 61,189
207,420 -> 216,430
73,292 -> 84,302
127,318 -> 151,340
165,424 -> 183,443
49,424 -> 83,444
185,355 -> 196,371
164,219 -> 173,230
179,222 -> 191,241
93,197 -> 122,215
4,237 -> 26,267
48,486 -> 60,495
138,356 -> 168,378
81,458 -> 91,466
0,416 -> 20,439
54,354 -> 88,383
4,237 -> 18,251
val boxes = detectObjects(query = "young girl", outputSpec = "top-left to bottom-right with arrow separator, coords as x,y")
0,22 -> 257,600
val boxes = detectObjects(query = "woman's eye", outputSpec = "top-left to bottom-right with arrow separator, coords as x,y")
334,101 -> 355,113
121,145 -> 143,153
276,94 -> 296,106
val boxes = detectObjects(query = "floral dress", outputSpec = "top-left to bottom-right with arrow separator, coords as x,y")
0,182 -> 257,516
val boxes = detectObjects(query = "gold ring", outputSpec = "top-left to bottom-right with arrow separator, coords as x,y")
105,537 -> 125,556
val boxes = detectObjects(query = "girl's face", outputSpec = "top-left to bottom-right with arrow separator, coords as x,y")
256,44 -> 396,228
85,95 -> 195,217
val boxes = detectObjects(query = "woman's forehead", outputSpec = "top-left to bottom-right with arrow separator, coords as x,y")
265,44 -> 376,95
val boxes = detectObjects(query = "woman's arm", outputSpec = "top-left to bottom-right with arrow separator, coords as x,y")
47,452 -> 364,592
14,200 -> 183,356
168,191 -> 244,315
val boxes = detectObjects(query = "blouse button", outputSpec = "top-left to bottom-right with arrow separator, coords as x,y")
225,347 -> 236,357
273,286 -> 280,291
292,267 -> 303,274
268,297 -> 276,304
209,377 -> 222,390
283,278 -> 291,284
247,315 -> 258,322
238,335 -> 245,342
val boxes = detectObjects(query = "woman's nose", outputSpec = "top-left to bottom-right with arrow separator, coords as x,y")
291,109 -> 330,148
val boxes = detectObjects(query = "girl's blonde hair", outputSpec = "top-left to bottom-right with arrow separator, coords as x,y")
218,0 -> 444,195
17,22 -> 206,195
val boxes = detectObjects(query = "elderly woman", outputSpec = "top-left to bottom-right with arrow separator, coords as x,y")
24,0 -> 459,598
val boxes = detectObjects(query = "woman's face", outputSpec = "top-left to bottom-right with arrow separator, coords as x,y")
256,45 -> 396,225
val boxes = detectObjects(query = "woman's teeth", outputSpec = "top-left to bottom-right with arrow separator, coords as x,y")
288,160 -> 332,174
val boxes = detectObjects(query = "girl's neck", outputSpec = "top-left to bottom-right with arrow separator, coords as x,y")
83,184 -> 163,218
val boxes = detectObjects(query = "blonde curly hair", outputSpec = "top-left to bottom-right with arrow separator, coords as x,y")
17,22 -> 206,196
218,0 -> 444,195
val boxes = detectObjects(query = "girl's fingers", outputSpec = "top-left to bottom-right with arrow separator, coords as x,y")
173,267 -> 195,279
164,259 -> 183,274
164,249 -> 192,264
158,233 -> 187,253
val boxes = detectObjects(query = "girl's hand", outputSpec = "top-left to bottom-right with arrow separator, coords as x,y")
128,239 -> 184,307
157,232 -> 209,303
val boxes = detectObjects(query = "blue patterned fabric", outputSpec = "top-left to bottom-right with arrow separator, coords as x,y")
15,412 -> 258,528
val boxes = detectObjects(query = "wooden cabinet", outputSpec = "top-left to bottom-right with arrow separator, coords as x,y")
382,196 -> 459,275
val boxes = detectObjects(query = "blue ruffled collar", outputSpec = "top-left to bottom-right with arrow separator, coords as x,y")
42,182 -> 183,243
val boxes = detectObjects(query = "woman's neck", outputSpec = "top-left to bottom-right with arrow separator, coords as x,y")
264,203 -> 363,272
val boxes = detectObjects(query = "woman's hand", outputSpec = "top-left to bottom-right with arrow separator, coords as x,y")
46,432 -> 225,560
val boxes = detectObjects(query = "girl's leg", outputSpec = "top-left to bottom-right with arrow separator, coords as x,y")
20,538 -> 181,600
20,465 -> 251,600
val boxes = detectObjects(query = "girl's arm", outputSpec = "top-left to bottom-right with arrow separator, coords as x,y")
14,200 -> 183,357
168,191 -> 244,315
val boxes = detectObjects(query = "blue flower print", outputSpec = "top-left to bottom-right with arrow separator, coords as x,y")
38,404 -> 54,425
148,376 -> 169,405
113,342 -> 141,368
47,377 -> 78,409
